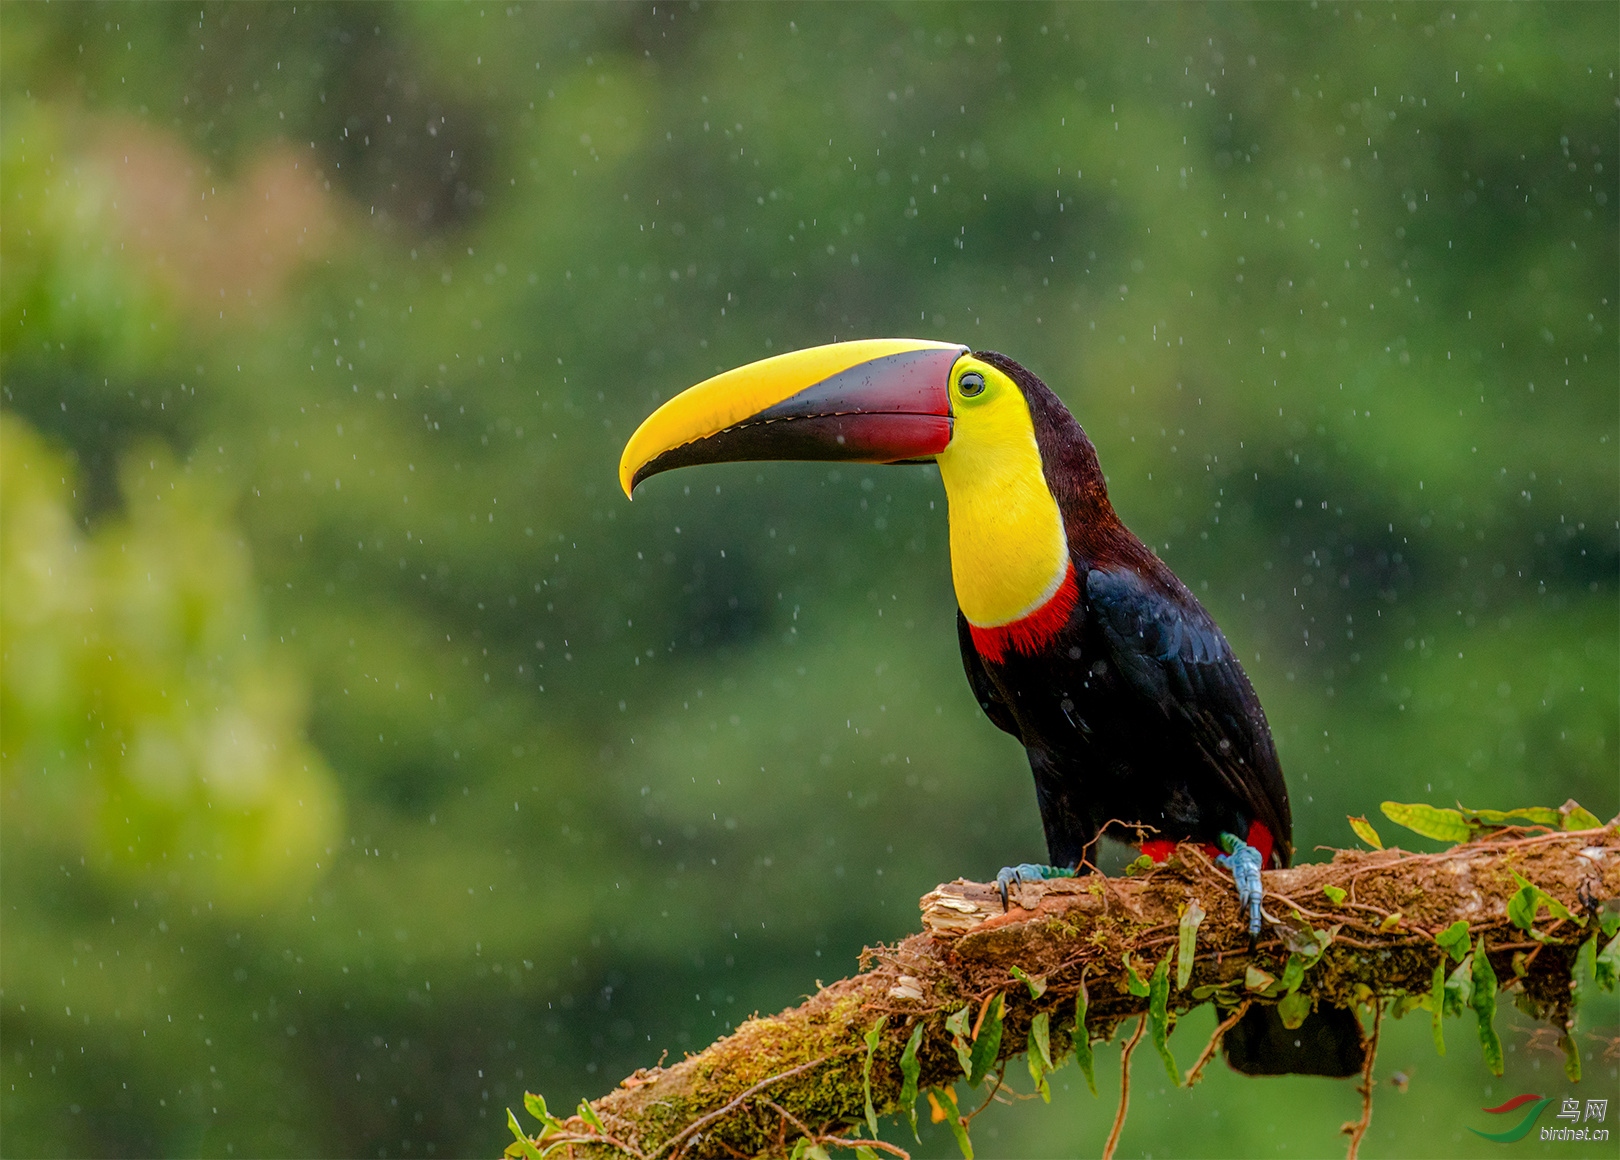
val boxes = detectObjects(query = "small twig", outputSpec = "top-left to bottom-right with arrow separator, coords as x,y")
1342,900 -> 1399,920
761,1097 -> 815,1141
830,1140 -> 911,1159
1521,918 -> 1566,968
1586,1030 -> 1620,1063
1263,893 -> 1337,922
1184,1000 -> 1253,1088
1522,1027 -> 1566,1057
1102,1015 -> 1147,1160
1133,916 -> 1184,934
969,991 -> 998,1040
997,1084 -> 1048,1104
536,1118 -> 649,1160
1462,825 -> 1608,851
962,1068 -> 1008,1125
1333,933 -> 1435,951
1341,1001 -> 1383,1160
762,1096 -> 912,1159
770,1096 -> 790,1155
656,1054 -> 838,1160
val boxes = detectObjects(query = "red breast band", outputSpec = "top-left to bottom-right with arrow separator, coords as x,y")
968,562 -> 1079,665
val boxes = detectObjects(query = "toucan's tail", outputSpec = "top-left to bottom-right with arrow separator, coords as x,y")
1222,1002 -> 1366,1077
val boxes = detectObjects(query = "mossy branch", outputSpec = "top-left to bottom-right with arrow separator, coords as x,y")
513,825 -> 1618,1160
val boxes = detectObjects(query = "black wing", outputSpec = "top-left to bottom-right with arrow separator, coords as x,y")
1084,566 -> 1292,864
957,611 -> 1023,742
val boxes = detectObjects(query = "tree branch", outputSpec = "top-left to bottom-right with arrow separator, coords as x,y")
517,827 -> 1617,1160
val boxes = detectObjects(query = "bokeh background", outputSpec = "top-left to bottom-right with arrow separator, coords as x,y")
3,3 -> 1615,1157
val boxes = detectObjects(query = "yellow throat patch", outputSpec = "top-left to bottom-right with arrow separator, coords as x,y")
936,357 -> 1071,628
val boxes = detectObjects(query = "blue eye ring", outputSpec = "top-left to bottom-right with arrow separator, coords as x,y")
958,371 -> 986,397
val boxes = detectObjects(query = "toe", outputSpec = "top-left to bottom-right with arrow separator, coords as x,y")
995,863 -> 1051,911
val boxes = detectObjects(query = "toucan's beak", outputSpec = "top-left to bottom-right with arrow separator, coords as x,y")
619,339 -> 968,497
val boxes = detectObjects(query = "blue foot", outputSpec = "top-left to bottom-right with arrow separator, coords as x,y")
1216,833 -> 1264,940
995,863 -> 1076,911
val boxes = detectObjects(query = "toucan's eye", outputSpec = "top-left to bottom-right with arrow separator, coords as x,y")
958,371 -> 986,397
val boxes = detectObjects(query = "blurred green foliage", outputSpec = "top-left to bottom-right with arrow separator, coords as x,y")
2,417 -> 341,908
1,3 -> 1613,1156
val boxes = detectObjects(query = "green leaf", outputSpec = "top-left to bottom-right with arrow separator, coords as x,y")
1176,899 -> 1205,990
1123,853 -> 1156,876
935,1086 -> 974,1160
1391,992 -> 1429,1019
855,1147 -> 880,1160
805,1145 -> 832,1160
1029,1009 -> 1053,1070
1561,1031 -> 1581,1083
789,1138 -> 808,1160
1347,814 -> 1384,849
1074,980 -> 1097,1097
1507,884 -> 1540,932
1123,951 -> 1150,997
1148,953 -> 1180,1086
506,1109 -> 543,1160
1280,953 -> 1306,994
1600,909 -> 1620,940
1277,989 -> 1311,1031
1459,804 -> 1561,828
1322,884 -> 1347,905
520,1091 -> 566,1140
1509,870 -> 1579,925
577,1100 -> 604,1133
967,993 -> 1004,1086
946,1005 -> 974,1077
1443,954 -> 1474,1016
1380,801 -> 1475,844
1278,918 -> 1336,962
898,1021 -> 924,1142
1596,931 -> 1620,993
1469,936 -> 1503,1076
1244,963 -> 1276,993
1435,920 -> 1471,962
862,1015 -> 885,1139
1429,961 -> 1446,1056
1566,935 -> 1599,1082
1562,802 -> 1603,831
1009,965 -> 1046,999
1026,1012 -> 1052,1103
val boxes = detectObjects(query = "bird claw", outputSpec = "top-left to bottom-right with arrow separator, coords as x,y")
995,863 -> 1075,911
1216,833 -> 1264,939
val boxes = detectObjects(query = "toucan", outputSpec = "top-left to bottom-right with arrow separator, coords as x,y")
619,339 -> 1365,1076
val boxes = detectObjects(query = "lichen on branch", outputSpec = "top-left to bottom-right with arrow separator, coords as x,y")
509,824 -> 1619,1160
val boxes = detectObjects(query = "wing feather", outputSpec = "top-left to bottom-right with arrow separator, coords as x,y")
957,611 -> 1024,742
1085,567 -> 1292,864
